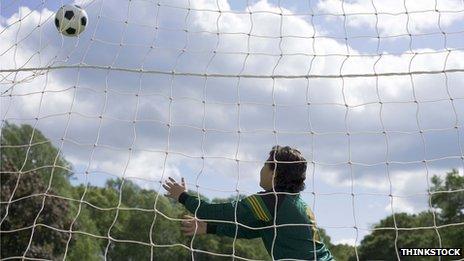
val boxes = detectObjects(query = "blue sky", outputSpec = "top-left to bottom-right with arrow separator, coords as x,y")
1,0 -> 464,249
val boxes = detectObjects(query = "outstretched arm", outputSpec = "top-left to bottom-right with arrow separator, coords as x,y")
164,177 -> 268,239
163,177 -> 242,221
180,215 -> 261,239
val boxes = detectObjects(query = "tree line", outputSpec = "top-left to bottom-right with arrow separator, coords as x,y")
1,122 -> 462,260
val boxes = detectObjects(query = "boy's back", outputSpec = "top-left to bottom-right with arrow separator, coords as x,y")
178,190 -> 333,260
256,192 -> 332,260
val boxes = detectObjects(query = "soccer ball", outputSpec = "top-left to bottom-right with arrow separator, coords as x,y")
55,4 -> 88,37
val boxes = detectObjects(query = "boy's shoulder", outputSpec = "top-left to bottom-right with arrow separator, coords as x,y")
241,191 -> 289,222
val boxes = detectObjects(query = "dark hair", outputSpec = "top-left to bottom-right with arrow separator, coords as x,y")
266,145 -> 307,193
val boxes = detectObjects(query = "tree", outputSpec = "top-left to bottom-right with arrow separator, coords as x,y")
318,228 -> 356,261
431,169 -> 464,248
354,170 -> 464,260
0,159 -> 72,259
329,244 -> 356,261
354,212 -> 440,260
0,123 -> 99,259
1,122 -> 73,198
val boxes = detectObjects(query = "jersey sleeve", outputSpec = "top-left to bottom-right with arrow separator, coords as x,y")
208,218 -> 262,239
178,192 -> 273,238
179,192 -> 273,222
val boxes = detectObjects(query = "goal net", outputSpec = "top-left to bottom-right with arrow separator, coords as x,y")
1,0 -> 463,260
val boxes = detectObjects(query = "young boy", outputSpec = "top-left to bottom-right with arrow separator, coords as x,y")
163,145 -> 333,260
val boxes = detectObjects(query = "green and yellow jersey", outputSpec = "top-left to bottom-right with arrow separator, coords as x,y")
178,191 -> 333,260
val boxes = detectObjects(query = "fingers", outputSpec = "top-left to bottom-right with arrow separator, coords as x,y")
162,180 -> 175,198
183,229 -> 195,236
181,217 -> 207,236
162,177 -> 177,189
181,224 -> 194,234
181,224 -> 195,231
164,180 -> 174,187
181,215 -> 198,236
164,177 -> 181,186
162,183 -> 170,191
181,215 -> 194,225
181,222 -> 197,236
162,177 -> 186,198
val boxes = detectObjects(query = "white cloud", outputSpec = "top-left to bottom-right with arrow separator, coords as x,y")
2,0 -> 463,190
332,237 -> 358,246
319,166 -> 456,214
316,0 -> 464,36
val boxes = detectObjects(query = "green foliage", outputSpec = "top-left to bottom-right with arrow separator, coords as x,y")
317,229 -> 356,261
1,122 -> 73,198
431,169 -> 464,221
1,123 -> 99,259
354,212 -> 440,261
329,244 -> 356,261
430,169 -> 464,249
66,234 -> 102,261
2,124 -> 65,258
354,169 -> 464,260
0,159 -> 72,259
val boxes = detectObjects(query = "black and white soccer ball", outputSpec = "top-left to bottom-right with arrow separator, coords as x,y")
55,4 -> 88,37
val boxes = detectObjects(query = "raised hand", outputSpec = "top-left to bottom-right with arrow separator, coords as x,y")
162,177 -> 187,200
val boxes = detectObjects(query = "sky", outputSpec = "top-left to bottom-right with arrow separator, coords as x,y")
1,0 -> 464,248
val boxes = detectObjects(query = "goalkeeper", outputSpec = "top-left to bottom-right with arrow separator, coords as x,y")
163,145 -> 333,260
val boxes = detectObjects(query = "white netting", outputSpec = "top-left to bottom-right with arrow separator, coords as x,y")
1,0 -> 464,260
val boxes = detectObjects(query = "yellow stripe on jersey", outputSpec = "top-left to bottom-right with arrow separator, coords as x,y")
306,207 -> 321,242
245,195 -> 271,222
253,195 -> 272,221
248,196 -> 267,220
246,197 -> 265,220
